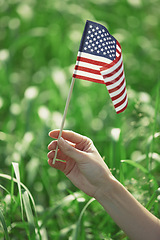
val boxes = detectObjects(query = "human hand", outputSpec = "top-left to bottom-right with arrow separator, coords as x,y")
47,130 -> 114,198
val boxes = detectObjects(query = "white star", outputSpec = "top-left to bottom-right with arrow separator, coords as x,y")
92,28 -> 95,32
97,36 -> 100,39
101,48 -> 104,51
96,41 -> 99,44
84,47 -> 87,50
102,43 -> 105,46
97,50 -> 100,53
88,31 -> 91,34
98,44 -> 101,48
91,34 -> 94,37
89,40 -> 92,43
85,42 -> 88,45
95,32 -> 98,35
99,30 -> 102,34
104,38 -> 106,41
102,29 -> 105,32
90,25 -> 92,28
96,27 -> 99,30
92,43 -> 95,46
101,34 -> 104,37
103,52 -> 106,55
91,49 -> 94,52
88,45 -> 91,48
87,36 -> 90,39
105,47 -> 107,49
93,38 -> 96,41
100,39 -> 103,42
94,47 -> 97,50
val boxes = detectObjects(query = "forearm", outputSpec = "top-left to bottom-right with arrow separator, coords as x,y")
95,177 -> 160,240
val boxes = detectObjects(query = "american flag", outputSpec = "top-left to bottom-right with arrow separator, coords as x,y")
73,20 -> 128,114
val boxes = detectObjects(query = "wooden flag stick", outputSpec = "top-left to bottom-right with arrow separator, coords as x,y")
52,77 -> 75,164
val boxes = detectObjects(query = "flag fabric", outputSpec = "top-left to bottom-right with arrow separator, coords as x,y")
73,20 -> 128,114
100,42 -> 128,114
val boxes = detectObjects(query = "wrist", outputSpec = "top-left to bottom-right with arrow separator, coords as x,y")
94,173 -> 119,203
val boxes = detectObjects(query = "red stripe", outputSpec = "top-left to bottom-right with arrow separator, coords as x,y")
77,56 -> 106,67
74,65 -> 101,75
108,78 -> 125,94
105,70 -> 124,87
100,54 -> 121,72
116,101 -> 128,114
114,94 -> 127,109
111,85 -> 126,101
73,74 -> 105,84
103,61 -> 123,78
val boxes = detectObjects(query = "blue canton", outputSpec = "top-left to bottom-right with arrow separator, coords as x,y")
79,20 -> 117,61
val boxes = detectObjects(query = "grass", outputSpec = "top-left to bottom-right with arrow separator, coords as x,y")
0,0 -> 160,239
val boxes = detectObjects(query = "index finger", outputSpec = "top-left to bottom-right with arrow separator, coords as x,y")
49,129 -> 88,144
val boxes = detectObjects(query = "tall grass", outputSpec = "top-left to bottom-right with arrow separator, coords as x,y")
0,0 -> 160,239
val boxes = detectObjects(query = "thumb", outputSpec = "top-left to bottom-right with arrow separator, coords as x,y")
58,137 -> 85,162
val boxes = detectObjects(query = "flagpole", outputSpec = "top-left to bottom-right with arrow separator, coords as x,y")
52,77 -> 75,164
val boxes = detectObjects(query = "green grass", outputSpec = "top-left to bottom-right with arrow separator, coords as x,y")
0,0 -> 160,239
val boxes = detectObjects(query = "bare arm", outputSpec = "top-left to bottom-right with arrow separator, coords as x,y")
48,129 -> 160,240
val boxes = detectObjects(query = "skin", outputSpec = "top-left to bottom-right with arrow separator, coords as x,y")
48,129 -> 160,240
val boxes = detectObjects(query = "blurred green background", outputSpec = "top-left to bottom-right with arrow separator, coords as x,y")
0,0 -> 160,239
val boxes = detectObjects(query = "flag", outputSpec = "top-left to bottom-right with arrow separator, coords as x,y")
100,42 -> 128,114
73,20 -> 128,114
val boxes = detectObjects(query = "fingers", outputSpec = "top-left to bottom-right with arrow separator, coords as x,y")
57,137 -> 87,163
48,140 -> 75,161
48,149 -> 68,161
48,159 -> 66,172
49,129 -> 89,145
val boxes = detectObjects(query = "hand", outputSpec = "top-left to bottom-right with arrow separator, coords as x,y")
48,130 -> 113,198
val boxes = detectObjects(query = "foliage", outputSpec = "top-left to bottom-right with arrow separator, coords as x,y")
0,0 -> 160,239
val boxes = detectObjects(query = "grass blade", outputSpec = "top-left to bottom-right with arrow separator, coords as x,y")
121,160 -> 149,174
12,162 -> 23,219
40,194 -> 76,229
22,190 -> 35,239
0,209 -> 10,240
0,173 -> 42,240
145,188 -> 160,211
71,198 -> 95,240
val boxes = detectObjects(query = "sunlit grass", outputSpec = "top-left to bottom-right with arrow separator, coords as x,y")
0,0 -> 160,239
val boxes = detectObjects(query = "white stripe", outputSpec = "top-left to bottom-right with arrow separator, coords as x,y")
116,52 -> 120,57
75,61 -> 101,71
104,64 -> 124,82
109,80 -> 126,97
116,44 -> 121,53
115,97 -> 128,112
106,73 -> 125,90
100,56 -> 122,75
73,69 -> 104,81
78,51 -> 112,64
112,89 -> 127,105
